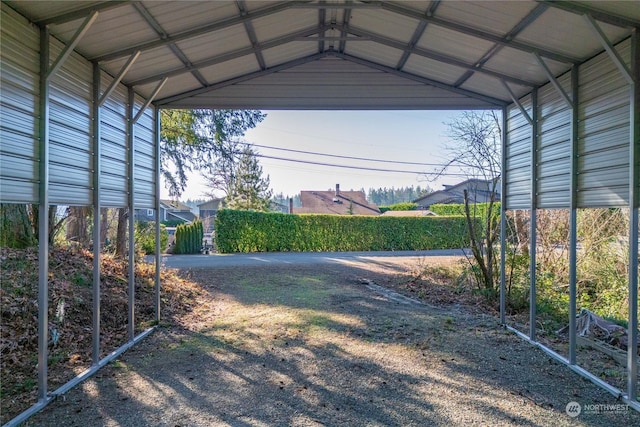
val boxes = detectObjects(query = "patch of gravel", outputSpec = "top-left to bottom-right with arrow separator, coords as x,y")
26,261 -> 640,427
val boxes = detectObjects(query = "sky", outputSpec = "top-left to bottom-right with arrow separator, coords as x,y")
162,110 -> 472,201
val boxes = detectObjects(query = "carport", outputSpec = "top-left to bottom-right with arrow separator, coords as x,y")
0,1 -> 638,424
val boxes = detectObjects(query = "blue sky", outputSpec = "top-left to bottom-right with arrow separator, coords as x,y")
167,110 -> 473,201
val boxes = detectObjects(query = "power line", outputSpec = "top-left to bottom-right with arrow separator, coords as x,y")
241,141 -> 447,167
253,153 -> 469,176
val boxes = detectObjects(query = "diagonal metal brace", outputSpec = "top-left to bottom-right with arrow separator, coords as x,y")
46,11 -> 99,81
501,79 -> 533,126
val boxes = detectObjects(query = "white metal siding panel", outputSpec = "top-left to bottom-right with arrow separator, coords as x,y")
0,4 -> 39,203
100,73 -> 129,207
505,97 -> 532,209
577,38 -> 630,208
536,73 -> 571,208
48,37 -> 93,205
133,95 -> 155,209
176,57 -> 495,110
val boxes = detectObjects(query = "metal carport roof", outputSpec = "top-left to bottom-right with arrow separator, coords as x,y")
1,1 -> 639,424
6,0 -> 639,110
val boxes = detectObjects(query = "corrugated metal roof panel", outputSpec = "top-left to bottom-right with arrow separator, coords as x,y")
197,54 -> 260,84
515,8 -> 630,60
174,25 -> 251,64
402,55 -> 467,86
7,1 -> 105,22
50,4 -> 156,59
484,46 -> 567,85
136,72 -> 202,101
461,73 -> 530,100
345,41 -> 403,68
102,46 -> 184,85
417,24 -> 495,64
436,0 -> 538,35
349,8 -> 419,42
574,0 -> 640,21
251,8 -> 317,41
144,0 -> 239,35
262,42 -> 318,68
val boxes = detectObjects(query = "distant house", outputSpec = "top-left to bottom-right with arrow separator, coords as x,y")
270,200 -> 290,214
292,184 -> 380,216
198,198 -> 224,233
413,178 -> 500,209
381,210 -> 437,217
135,199 -> 196,223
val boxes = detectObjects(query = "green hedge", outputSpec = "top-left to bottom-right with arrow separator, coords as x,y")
215,209 -> 474,253
430,202 -> 500,218
173,220 -> 204,254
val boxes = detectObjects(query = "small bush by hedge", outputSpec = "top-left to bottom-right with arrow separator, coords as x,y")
173,220 -> 204,254
215,209 -> 474,253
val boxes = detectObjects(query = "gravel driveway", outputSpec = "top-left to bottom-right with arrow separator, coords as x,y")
26,260 -> 639,426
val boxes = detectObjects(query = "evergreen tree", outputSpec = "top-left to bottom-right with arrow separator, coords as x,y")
225,146 -> 273,211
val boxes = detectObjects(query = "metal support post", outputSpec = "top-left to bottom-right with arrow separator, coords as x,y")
529,88 -> 538,341
628,26 -> 639,402
37,24 -> 50,403
127,87 -> 135,341
568,64 -> 579,365
154,106 -> 161,322
500,107 -> 507,325
92,62 -> 102,365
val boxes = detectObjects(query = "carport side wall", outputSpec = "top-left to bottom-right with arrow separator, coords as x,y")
0,3 -> 158,209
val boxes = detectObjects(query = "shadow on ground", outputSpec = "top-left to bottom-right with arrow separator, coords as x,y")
26,262 -> 640,427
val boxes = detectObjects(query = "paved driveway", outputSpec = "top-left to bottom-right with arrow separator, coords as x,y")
151,249 -> 469,269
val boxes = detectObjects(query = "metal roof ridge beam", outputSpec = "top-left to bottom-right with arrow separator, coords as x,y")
156,51 -> 331,105
340,25 -> 534,87
35,1 -> 127,26
334,52 -> 507,106
133,77 -> 168,123
542,0 -> 640,28
381,2 -> 579,64
500,79 -> 533,126
98,51 -> 141,107
532,52 -> 574,108
46,11 -> 99,81
583,14 -> 634,85
129,25 -> 330,87
92,1 -> 301,63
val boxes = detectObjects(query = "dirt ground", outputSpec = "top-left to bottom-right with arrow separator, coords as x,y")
25,257 -> 640,426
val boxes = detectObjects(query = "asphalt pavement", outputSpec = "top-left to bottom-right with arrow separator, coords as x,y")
148,249 -> 468,269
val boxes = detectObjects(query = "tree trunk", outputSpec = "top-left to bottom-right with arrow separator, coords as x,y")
100,208 -> 109,248
0,204 -> 36,248
115,207 -> 128,258
66,206 -> 91,246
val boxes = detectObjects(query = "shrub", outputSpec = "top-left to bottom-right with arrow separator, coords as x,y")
134,221 -> 168,255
